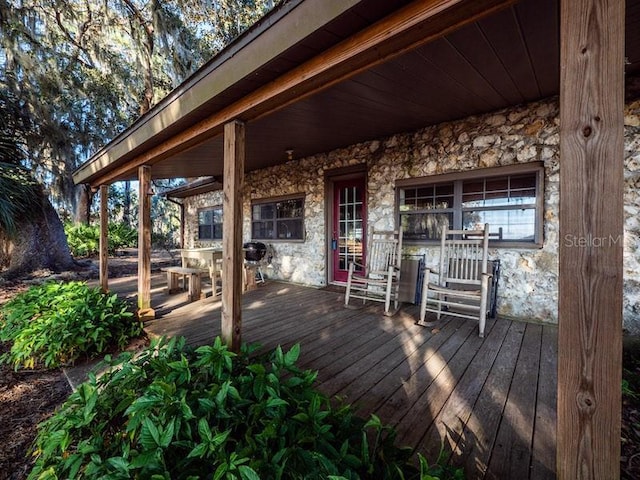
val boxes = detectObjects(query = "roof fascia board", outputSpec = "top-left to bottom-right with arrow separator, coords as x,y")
73,0 -> 362,185
163,177 -> 222,198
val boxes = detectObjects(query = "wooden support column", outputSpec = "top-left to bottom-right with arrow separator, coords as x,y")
137,165 -> 155,320
221,120 -> 245,352
558,1 -> 624,478
99,184 -> 109,293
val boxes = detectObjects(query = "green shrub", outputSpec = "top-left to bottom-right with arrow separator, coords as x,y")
65,223 -> 99,257
0,281 -> 141,369
28,337 -> 464,479
109,222 -> 138,252
64,222 -> 138,257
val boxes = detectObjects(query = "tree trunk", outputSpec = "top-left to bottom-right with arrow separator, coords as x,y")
74,184 -> 92,224
1,186 -> 76,280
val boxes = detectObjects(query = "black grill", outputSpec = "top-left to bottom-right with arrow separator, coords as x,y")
243,242 -> 267,262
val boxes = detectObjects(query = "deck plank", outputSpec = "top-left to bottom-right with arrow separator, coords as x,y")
135,280 -> 557,478
393,317 -> 499,449
416,316 -> 512,462
529,325 -> 558,479
349,316 -> 464,417
451,320 -> 527,478
485,323 -> 543,480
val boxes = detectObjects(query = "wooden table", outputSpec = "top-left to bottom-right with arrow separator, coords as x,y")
172,247 -> 263,298
180,248 -> 223,297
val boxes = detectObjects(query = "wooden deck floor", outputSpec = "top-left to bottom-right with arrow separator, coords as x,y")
115,276 -> 557,479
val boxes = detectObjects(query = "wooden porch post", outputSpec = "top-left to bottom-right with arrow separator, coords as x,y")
137,165 -> 155,320
558,0 -> 624,478
221,120 -> 245,352
99,184 -> 109,293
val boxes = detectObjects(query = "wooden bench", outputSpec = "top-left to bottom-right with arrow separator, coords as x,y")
162,266 -> 206,302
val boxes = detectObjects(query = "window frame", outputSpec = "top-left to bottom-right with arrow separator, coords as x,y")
396,163 -> 545,248
251,194 -> 306,242
197,205 -> 223,241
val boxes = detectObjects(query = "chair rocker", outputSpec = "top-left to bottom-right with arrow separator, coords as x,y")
418,223 -> 492,337
344,229 -> 403,316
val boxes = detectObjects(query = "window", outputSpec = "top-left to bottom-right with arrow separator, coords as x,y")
397,164 -> 543,246
252,196 -> 304,241
198,206 -> 223,240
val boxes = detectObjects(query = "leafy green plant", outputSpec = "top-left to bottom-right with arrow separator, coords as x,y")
0,281 -> 141,369
29,337 -> 464,479
623,377 -> 639,400
109,222 -> 138,252
64,222 -> 99,257
64,222 -> 138,257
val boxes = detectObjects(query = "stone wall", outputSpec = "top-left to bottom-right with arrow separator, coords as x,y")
183,97 -> 640,333
624,99 -> 640,333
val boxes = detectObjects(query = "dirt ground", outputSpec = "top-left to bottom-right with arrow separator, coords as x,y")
0,252 -> 639,479
0,344 -> 71,480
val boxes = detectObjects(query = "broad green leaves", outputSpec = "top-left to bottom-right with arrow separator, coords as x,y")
0,281 -> 141,369
28,336 -> 463,479
64,222 -> 138,257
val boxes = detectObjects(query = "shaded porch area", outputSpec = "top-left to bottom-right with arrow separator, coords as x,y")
110,276 -> 557,479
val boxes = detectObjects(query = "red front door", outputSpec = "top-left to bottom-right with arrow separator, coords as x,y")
332,178 -> 366,283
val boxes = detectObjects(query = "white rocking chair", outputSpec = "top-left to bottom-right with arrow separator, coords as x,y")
344,229 -> 403,316
418,224 -> 492,337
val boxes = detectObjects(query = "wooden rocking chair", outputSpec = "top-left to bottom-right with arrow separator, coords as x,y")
418,224 -> 492,337
344,229 -> 403,316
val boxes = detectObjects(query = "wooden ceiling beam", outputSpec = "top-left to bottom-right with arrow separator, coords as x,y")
86,0 -> 516,187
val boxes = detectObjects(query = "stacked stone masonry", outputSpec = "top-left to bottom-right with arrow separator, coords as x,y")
183,97 -> 640,333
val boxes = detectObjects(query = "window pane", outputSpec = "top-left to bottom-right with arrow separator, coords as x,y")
277,219 -> 303,239
463,209 -> 536,241
509,188 -> 536,204
401,212 -> 452,241
434,195 -> 453,208
462,173 -> 537,208
252,197 -> 304,239
252,221 -> 273,239
199,225 -> 212,240
435,184 -> 453,196
277,199 -> 303,219
198,210 -> 212,226
253,204 -> 274,221
510,173 -> 537,189
463,180 -> 484,193
485,177 -> 509,192
400,183 -> 454,210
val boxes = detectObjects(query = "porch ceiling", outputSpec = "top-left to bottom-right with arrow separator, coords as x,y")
75,0 -> 640,185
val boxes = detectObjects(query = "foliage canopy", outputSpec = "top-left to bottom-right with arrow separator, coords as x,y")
1,0 -> 280,216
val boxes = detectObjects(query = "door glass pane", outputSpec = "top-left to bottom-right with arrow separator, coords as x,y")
338,186 -> 364,273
